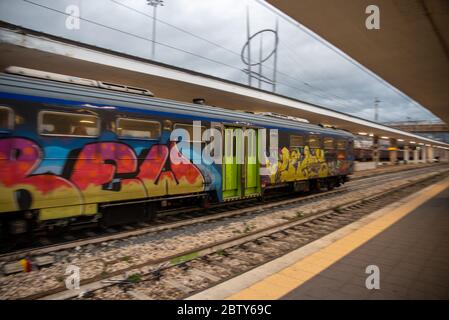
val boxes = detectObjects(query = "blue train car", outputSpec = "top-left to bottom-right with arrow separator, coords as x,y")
0,67 -> 353,234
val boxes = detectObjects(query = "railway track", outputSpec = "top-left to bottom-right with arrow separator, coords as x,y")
350,162 -> 439,181
0,164 -> 444,262
9,165 -> 448,300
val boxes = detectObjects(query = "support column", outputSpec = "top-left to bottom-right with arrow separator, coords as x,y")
404,145 -> 410,164
389,138 -> 398,164
413,148 -> 419,164
421,146 -> 427,163
427,146 -> 434,163
438,149 -> 444,162
372,135 -> 379,167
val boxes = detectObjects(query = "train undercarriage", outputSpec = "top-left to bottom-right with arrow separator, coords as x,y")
0,176 -> 348,240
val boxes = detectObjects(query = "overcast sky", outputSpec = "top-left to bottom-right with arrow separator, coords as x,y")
0,0 -> 440,123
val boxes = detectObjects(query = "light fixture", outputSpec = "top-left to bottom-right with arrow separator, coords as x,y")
381,136 -> 389,139
398,139 -> 404,142
410,141 -> 416,144
80,120 -> 94,124
147,0 -> 164,5
358,132 -> 368,136
368,133 -> 374,137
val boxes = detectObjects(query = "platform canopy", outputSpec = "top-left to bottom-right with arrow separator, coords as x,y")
0,22 -> 448,149
267,0 -> 449,125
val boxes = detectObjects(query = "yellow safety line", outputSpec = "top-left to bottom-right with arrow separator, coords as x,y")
227,177 -> 449,300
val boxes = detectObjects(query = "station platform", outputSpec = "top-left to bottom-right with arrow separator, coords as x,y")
188,176 -> 449,300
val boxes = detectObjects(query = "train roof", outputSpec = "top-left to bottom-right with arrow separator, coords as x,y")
0,72 -> 353,138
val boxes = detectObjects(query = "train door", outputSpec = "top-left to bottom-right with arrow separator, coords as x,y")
244,128 -> 260,197
222,126 -> 261,200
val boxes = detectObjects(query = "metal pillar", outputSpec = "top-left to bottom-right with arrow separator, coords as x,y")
147,0 -> 164,60
246,6 -> 252,87
151,5 -> 157,59
241,11 -> 279,91
374,98 -> 380,122
272,19 -> 279,93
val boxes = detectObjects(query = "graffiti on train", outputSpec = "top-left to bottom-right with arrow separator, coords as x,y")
0,137 -> 205,212
267,146 -> 351,184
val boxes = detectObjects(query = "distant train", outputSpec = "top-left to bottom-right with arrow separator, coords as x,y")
0,67 -> 354,235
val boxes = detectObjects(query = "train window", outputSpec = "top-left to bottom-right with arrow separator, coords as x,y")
290,135 -> 305,148
174,123 -> 206,142
337,139 -> 347,160
38,111 -> 99,137
0,107 -> 13,130
347,140 -> 354,157
307,135 -> 321,148
337,140 -> 347,150
324,137 -> 335,150
265,129 -> 279,153
117,118 -> 161,139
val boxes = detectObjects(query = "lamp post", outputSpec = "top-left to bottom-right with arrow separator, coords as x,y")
147,0 -> 164,60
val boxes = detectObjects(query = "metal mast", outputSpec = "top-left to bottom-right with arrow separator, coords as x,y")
374,97 -> 381,122
147,0 -> 165,60
241,9 -> 279,92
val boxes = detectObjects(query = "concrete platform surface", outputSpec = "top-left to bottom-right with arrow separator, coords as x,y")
188,176 -> 449,300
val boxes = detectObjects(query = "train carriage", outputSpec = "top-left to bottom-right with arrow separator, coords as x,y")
0,67 -> 354,235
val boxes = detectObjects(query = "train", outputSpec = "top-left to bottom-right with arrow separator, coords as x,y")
0,67 -> 354,236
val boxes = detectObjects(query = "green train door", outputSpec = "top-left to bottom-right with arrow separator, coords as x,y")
222,126 -> 261,200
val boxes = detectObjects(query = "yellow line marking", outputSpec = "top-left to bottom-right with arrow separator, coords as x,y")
227,177 -> 449,300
